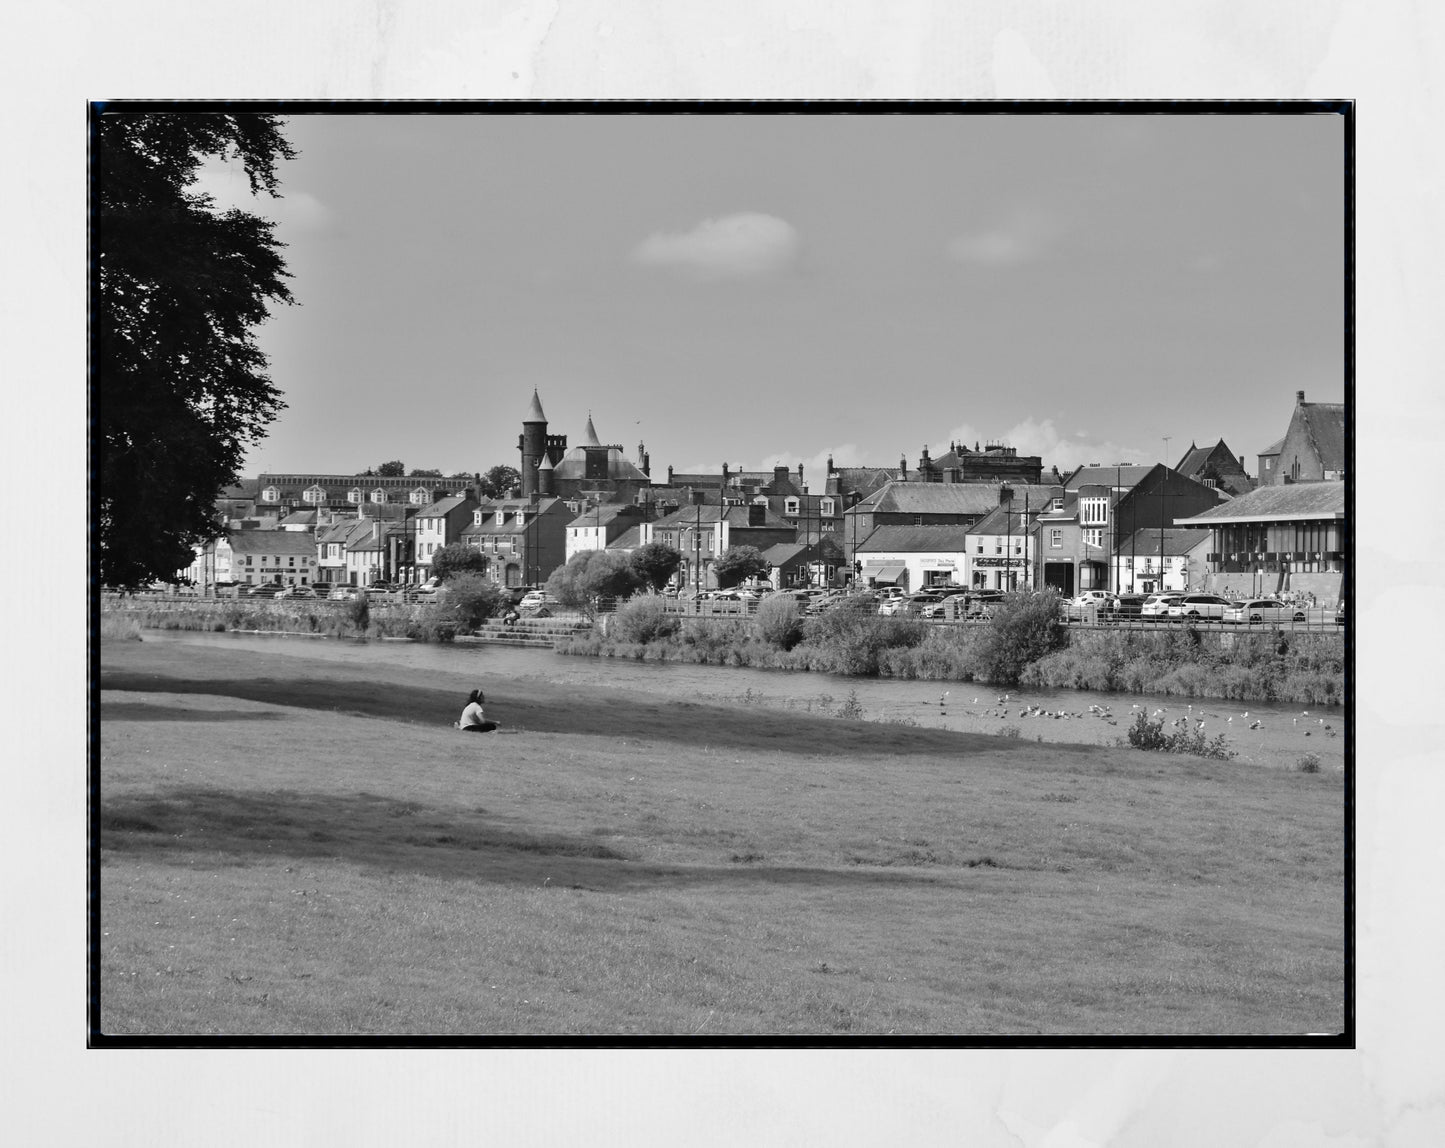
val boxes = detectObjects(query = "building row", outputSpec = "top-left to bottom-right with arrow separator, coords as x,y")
187,389 -> 1347,603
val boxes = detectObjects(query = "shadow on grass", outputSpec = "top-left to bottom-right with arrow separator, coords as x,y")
104,701 -> 288,723
100,786 -> 952,892
100,664 -> 1066,758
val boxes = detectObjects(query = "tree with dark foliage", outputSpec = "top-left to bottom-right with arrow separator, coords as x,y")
430,542 -> 488,582
629,542 -> 683,592
477,464 -> 522,500
375,461 -> 406,477
96,112 -> 295,587
712,545 -> 770,589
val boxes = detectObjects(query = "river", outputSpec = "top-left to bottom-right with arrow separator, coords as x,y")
134,630 -> 1347,770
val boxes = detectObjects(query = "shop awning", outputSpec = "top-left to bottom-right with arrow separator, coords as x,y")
870,564 -> 907,584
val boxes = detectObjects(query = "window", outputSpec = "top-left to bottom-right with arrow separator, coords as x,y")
1080,497 -> 1107,526
1201,478 -> 1217,488
820,498 -> 834,516
975,539 -> 983,554
305,486 -> 326,504
1050,529 -> 1063,549
474,511 -> 483,525
1051,497 -> 1064,511
784,497 -> 800,516
371,489 -> 387,503
245,556 -> 253,566
348,488 -> 362,504
262,486 -> 280,502
496,510 -> 506,525
289,556 -> 295,566
1083,528 -> 1102,548
994,540 -> 1002,554
411,489 -> 428,504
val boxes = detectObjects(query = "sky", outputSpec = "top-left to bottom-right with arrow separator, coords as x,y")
201,110 -> 1346,485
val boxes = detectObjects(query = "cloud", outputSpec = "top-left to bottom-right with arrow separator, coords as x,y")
631,212 -> 800,280
190,163 -> 333,233
937,418 -> 1148,476
946,210 -> 1062,267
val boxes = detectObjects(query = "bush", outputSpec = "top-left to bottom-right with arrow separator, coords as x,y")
440,572 -> 504,631
348,592 -> 370,633
611,594 -> 678,644
1123,712 -> 1235,760
755,594 -> 804,650
431,542 -> 488,582
1297,753 -> 1322,773
973,589 -> 1067,685
801,599 -> 928,676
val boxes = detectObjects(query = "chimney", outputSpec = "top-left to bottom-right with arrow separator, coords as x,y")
899,455 -> 907,480
642,450 -> 650,477
691,489 -> 705,506
1296,390 -> 1305,403
999,484 -> 1013,506
667,465 -> 674,485
827,454 -> 835,474
797,462 -> 805,488
748,503 -> 765,527
774,464 -> 789,489
722,462 -> 730,485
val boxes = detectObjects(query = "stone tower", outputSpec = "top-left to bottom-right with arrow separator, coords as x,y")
518,389 -> 548,499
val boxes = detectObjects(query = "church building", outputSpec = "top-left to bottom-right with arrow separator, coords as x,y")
517,390 -> 652,504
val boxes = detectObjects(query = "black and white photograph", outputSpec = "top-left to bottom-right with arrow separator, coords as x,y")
93,104 -> 1350,1041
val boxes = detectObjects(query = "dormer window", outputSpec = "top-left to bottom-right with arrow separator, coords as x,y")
473,510 -> 484,525
370,488 -> 387,503
1051,497 -> 1064,512
304,485 -> 327,504
515,512 -> 526,528
784,497 -> 800,516
1080,497 -> 1108,526
496,510 -> 506,525
347,487 -> 362,504
411,487 -> 429,504
262,486 -> 280,503
820,498 -> 834,516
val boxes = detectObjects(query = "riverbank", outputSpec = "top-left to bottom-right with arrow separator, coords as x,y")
98,638 -> 1345,1036
102,595 -> 1346,705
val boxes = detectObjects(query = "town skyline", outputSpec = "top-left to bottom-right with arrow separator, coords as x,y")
195,109 -> 1346,486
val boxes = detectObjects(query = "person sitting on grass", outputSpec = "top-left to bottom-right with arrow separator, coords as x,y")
456,689 -> 499,733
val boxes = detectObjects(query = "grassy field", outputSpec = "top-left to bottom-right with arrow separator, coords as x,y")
98,639 -> 1345,1036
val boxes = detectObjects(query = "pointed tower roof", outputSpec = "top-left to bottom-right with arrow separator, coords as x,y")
537,453 -> 554,471
524,390 -> 547,424
582,413 -> 601,446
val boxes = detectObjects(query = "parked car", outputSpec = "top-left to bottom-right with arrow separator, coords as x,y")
898,592 -> 946,616
1165,593 -> 1234,623
328,585 -> 360,601
920,595 -> 970,621
519,589 -> 549,610
1140,594 -> 1183,620
964,590 -> 1006,618
1223,598 -> 1308,625
874,585 -> 906,602
1102,594 -> 1147,623
1066,590 -> 1117,620
275,585 -> 315,600
246,583 -> 282,598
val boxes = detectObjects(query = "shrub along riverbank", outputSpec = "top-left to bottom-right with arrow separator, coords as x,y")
102,589 -> 1345,705
565,592 -> 1345,706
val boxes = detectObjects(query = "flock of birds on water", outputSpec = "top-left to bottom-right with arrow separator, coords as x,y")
931,692 -> 1338,738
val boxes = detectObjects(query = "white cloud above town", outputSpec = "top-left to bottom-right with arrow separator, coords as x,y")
630,212 -> 801,280
946,209 -> 1063,267
936,417 -> 1149,476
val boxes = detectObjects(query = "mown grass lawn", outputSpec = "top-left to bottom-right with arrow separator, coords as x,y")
98,640 -> 1345,1036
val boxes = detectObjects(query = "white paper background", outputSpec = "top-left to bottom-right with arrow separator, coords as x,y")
10,1 -> 1440,1143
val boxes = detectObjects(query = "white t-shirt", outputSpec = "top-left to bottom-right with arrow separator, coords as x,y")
459,701 -> 486,729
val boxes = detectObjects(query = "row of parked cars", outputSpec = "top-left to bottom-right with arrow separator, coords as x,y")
1068,590 -> 1341,626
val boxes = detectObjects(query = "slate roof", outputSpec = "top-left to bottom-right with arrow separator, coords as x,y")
1258,437 -> 1285,457
760,542 -> 809,566
969,506 -> 1040,536
855,524 -> 973,553
226,531 -> 318,557
1173,482 -> 1345,524
414,494 -> 475,519
1116,528 -> 1212,557
852,481 -> 1005,516
609,525 -> 645,550
1296,402 -> 1347,473
565,504 -> 636,529
1061,463 -> 1157,490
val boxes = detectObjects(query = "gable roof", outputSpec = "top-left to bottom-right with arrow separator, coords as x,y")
1294,401 -> 1347,473
853,481 -> 1005,517
1174,481 -> 1344,524
609,525 -> 645,550
856,524 -> 973,553
226,530 -> 319,557
1116,528 -> 1212,557
414,494 -> 476,518
1061,463 -> 1157,490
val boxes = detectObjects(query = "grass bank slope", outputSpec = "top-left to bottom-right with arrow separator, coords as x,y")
98,641 -> 1344,1037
